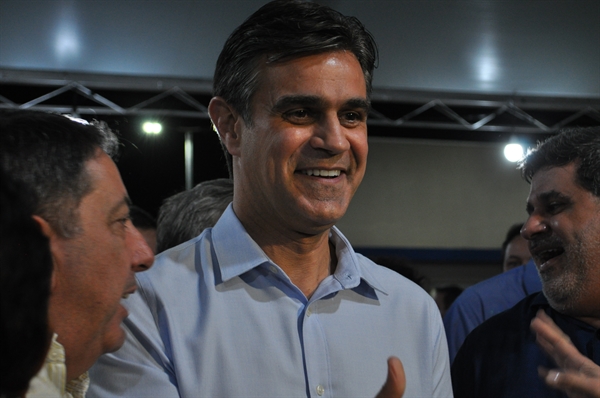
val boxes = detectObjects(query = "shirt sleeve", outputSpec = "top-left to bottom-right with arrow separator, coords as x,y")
87,281 -> 180,397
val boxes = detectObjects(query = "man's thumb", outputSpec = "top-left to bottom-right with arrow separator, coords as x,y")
375,356 -> 406,398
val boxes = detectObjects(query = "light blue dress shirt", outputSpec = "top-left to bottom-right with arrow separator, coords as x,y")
89,206 -> 452,398
443,260 -> 542,363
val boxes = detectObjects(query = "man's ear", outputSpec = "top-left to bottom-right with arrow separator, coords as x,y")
208,96 -> 243,157
32,215 -> 59,291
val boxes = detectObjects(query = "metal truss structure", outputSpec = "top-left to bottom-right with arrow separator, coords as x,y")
2,68 -> 599,142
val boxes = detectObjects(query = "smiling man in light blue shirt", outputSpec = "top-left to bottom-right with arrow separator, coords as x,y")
89,1 -> 452,397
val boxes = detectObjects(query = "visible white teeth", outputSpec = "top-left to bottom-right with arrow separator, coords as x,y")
302,169 -> 341,177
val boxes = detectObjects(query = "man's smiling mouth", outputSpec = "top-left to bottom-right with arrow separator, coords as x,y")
536,248 -> 565,264
300,169 -> 341,178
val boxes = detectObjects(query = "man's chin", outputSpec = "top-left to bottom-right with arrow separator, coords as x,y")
104,326 -> 127,354
102,311 -> 128,354
542,274 -> 583,315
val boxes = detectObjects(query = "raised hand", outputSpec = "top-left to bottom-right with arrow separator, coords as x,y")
531,310 -> 600,398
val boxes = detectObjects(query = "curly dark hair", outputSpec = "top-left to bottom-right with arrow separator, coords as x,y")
519,127 -> 600,197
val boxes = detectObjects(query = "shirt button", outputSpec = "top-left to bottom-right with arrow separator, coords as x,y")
270,265 -> 277,273
316,385 -> 324,396
306,308 -> 312,317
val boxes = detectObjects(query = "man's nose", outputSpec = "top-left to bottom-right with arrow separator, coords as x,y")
310,114 -> 351,154
521,214 -> 548,240
130,226 -> 155,272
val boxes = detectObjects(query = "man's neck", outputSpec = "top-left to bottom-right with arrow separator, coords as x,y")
49,306 -> 90,382
263,232 -> 336,298
233,199 -> 342,298
243,222 -> 336,298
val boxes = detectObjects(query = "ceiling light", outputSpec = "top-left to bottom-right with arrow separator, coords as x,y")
504,143 -> 524,162
142,122 -> 162,135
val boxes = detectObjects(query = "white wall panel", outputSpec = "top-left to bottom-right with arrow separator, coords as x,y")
337,138 -> 531,249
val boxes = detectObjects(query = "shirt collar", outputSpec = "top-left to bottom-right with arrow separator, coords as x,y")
329,225 -> 387,294
212,205 -> 387,295
212,205 -> 271,282
39,334 -> 90,398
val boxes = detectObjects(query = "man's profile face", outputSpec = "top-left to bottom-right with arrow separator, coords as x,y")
522,162 -> 600,316
502,234 -> 531,272
49,150 -> 154,374
234,51 -> 369,234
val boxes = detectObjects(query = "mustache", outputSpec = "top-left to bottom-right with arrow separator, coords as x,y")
528,236 -> 563,253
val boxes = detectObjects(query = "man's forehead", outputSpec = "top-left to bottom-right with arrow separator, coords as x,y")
253,52 -> 367,106
530,164 -> 575,191
527,163 -> 600,210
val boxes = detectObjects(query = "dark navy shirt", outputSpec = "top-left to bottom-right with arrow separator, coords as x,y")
444,261 -> 542,362
452,292 -> 600,398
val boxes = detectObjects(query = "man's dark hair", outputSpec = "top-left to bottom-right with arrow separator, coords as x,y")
157,178 -> 233,253
519,127 -> 600,197
213,0 -> 378,176
130,206 -> 157,231
501,223 -> 524,263
0,110 -> 119,237
0,169 -> 53,397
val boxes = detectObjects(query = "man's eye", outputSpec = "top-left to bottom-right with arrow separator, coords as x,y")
282,109 -> 315,124
285,109 -> 308,118
341,111 -> 364,124
292,109 -> 308,118
546,202 -> 564,214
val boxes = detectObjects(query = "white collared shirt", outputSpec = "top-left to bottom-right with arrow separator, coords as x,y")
27,334 -> 89,398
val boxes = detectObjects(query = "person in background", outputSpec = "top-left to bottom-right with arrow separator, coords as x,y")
452,127 -> 600,397
129,206 -> 157,254
443,222 -> 540,362
0,169 -> 54,397
0,110 -> 154,398
156,178 -> 233,253
433,286 -> 463,318
502,223 -> 532,272
88,1 -> 450,397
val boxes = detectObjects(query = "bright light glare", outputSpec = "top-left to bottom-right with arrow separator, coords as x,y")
54,6 -> 80,63
504,143 -> 524,162
142,122 -> 162,135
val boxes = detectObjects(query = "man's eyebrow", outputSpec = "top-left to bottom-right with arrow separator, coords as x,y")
271,95 -> 370,114
526,190 -> 571,214
343,98 -> 370,112
538,190 -> 570,203
272,95 -> 324,113
109,196 -> 132,218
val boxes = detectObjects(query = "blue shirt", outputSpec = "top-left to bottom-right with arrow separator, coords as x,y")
451,292 -> 600,398
88,206 -> 452,398
443,261 -> 542,362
